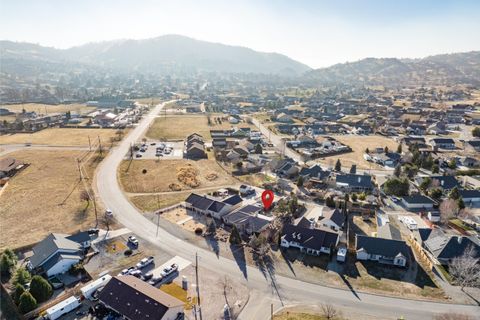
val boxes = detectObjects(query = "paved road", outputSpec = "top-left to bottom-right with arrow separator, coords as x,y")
96,103 -> 479,320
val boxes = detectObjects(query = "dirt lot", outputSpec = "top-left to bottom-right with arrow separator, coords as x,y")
118,159 -> 237,193
0,150 -> 106,250
318,135 -> 399,170
1,103 -> 95,115
145,115 -> 253,140
0,128 -> 119,146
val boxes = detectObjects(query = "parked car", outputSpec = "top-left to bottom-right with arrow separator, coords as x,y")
136,153 -> 142,158
128,236 -> 139,246
130,270 -> 143,278
105,209 -> 113,217
155,152 -> 163,157
148,276 -> 163,286
161,263 -> 179,277
118,266 -> 136,276
150,142 -> 156,146
142,272 -> 153,281
88,228 -> 100,235
136,256 -> 154,269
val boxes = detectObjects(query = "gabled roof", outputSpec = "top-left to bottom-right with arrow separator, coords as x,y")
222,195 -> 243,206
207,200 -> 227,213
66,231 -> 91,243
355,235 -> 409,258
429,175 -> 459,189
282,224 -> 338,251
99,276 -> 183,320
0,157 -> 24,172
30,233 -> 82,268
430,138 -> 455,144
458,189 -> 480,199
321,209 -> 345,228
425,236 -> 480,261
185,193 -> 214,211
402,194 -> 435,205
336,174 -> 373,189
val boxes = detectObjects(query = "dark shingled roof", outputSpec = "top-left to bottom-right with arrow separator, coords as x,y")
207,200 -> 227,213
458,189 -> 480,199
321,209 -> 345,228
355,235 -> 409,258
282,224 -> 338,251
402,194 -> 435,205
336,174 -> 373,189
99,276 -> 183,320
429,175 -> 459,190
185,193 -> 214,211
222,195 -> 243,206
425,236 -> 480,262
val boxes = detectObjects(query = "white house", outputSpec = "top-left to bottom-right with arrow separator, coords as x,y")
355,235 -> 408,267
319,209 -> 345,232
27,232 -> 89,277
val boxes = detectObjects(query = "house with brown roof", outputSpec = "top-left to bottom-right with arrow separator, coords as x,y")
99,276 -> 184,320
0,157 -> 26,178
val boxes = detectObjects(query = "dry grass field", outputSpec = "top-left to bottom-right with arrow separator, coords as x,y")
0,150 -> 105,250
0,128 -> 119,146
118,159 -> 237,193
1,103 -> 95,115
317,135 -> 399,170
145,115 -> 253,140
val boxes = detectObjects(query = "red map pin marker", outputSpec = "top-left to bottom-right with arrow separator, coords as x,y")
261,190 -> 274,211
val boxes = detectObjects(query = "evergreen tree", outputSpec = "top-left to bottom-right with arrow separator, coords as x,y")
432,164 -> 439,174
394,164 -> 401,177
334,159 -> 341,172
296,176 -> 304,187
29,276 -> 53,303
18,291 -> 37,314
349,164 -> 356,174
229,226 -> 242,245
13,267 -> 31,287
457,197 -> 465,210
13,283 -> 25,304
449,187 -> 460,200
397,144 -> 402,154
207,219 -> 216,234
0,253 -> 15,277
254,144 -> 263,154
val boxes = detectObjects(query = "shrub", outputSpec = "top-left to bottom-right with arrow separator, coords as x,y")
29,275 -> 53,303
13,267 -> 31,287
68,263 -> 85,276
142,169 -> 147,174
18,291 -> 37,314
13,283 -> 25,304
194,227 -> 203,235
0,253 -> 15,278
124,249 -> 133,256
384,177 -> 410,196
229,225 -> 242,245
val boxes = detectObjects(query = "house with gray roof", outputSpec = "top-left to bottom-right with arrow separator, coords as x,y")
27,232 -> 90,277
281,224 -> 339,256
355,235 -> 409,267
336,174 -> 373,192
424,235 -> 480,266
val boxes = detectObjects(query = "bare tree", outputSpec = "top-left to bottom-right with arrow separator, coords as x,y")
434,313 -> 474,320
80,190 -> 90,210
439,199 -> 458,224
321,303 -> 339,320
448,245 -> 480,290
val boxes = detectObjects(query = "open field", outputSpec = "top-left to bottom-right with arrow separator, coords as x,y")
146,115 -> 253,140
0,150 -> 105,250
129,192 -> 192,212
0,128 -> 120,146
118,159 -> 237,193
1,103 -> 95,115
274,312 -> 328,320
317,135 -> 399,170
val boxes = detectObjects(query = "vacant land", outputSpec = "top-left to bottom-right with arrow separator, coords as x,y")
1,103 -> 95,115
0,128 -> 119,146
0,150 -> 105,250
146,115 -> 253,140
274,312 -> 328,320
318,135 -> 399,170
118,159 -> 237,193
129,192 -> 190,212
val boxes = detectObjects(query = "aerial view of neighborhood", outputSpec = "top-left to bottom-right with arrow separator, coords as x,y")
0,1 -> 479,320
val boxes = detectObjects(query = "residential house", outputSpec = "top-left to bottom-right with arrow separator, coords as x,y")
424,235 -> 480,266
299,164 -> 330,182
428,175 -> 460,191
355,235 -> 409,267
401,195 -> 435,210
99,276 -> 184,320
0,157 -> 25,178
335,174 -> 374,192
276,113 -> 294,123
464,140 -> 480,153
319,209 -> 345,232
184,193 -> 233,219
185,133 -> 206,159
458,189 -> 480,205
280,224 -> 339,256
430,138 -> 456,150
222,204 -> 272,235
27,232 -> 90,277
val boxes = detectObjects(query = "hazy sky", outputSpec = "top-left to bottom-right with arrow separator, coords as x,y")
1,0 -> 479,68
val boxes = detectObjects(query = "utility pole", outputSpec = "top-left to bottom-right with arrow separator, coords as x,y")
195,253 -> 203,320
156,194 -> 160,237
271,303 -> 273,320
76,158 -> 82,181
97,136 -> 103,156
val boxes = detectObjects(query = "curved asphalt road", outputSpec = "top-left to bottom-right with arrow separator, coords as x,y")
96,102 -> 479,320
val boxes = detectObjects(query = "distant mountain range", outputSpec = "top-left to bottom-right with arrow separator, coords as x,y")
0,35 -> 311,76
1,35 -> 479,86
305,52 -> 480,86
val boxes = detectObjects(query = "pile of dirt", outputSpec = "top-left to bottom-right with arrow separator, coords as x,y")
205,173 -> 218,181
177,164 -> 200,188
169,183 -> 182,191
